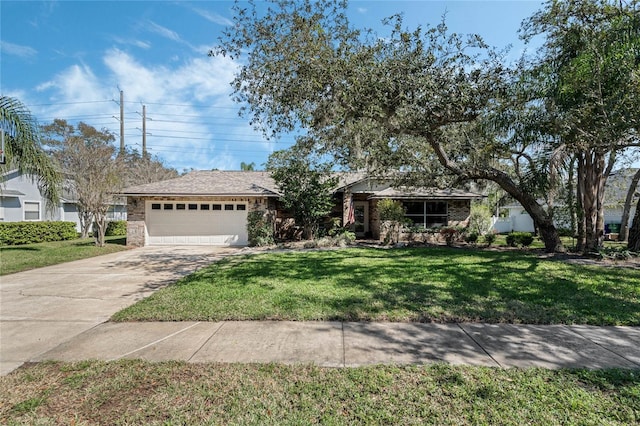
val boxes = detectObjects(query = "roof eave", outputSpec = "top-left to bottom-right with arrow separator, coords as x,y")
120,192 -> 281,198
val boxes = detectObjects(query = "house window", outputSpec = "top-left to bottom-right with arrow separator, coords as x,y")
176,203 -> 186,210
224,204 -> 234,211
212,204 -> 222,211
188,204 -> 198,210
24,201 -> 40,221
164,203 -> 173,210
151,203 -> 161,210
236,204 -> 246,211
200,204 -> 210,210
403,201 -> 448,228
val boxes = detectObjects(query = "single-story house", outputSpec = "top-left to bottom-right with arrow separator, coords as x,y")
0,169 -> 126,232
121,170 -> 483,247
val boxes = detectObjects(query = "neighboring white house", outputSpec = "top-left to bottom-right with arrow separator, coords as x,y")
492,168 -> 639,235
0,169 -> 126,232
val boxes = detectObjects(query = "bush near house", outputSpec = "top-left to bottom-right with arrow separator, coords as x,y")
105,220 -> 127,237
0,221 -> 78,245
506,232 -> 535,247
247,210 -> 275,247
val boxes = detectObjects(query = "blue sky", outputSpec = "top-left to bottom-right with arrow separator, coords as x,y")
1,0 -> 544,172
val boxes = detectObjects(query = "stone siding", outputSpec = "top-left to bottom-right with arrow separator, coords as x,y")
126,221 -> 146,247
448,199 -> 471,226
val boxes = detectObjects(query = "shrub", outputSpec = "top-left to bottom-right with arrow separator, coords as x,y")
378,199 -> 406,245
506,232 -> 535,247
596,247 -> 638,260
468,203 -> 493,235
557,228 -> 575,237
484,233 -> 497,246
105,220 -> 127,236
0,221 -> 78,245
439,227 -> 462,246
465,232 -> 479,244
247,210 -> 275,247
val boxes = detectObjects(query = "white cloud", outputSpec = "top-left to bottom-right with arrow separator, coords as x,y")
143,20 -> 182,43
28,47 -> 286,171
0,40 -> 38,58
112,36 -> 151,50
192,8 -> 234,27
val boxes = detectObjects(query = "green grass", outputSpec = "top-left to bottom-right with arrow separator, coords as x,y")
113,246 -> 640,325
0,237 -> 129,275
1,361 -> 638,425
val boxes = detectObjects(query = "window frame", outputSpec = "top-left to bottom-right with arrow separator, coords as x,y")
402,200 -> 448,228
23,200 -> 41,221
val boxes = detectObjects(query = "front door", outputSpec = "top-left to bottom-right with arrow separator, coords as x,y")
353,201 -> 369,237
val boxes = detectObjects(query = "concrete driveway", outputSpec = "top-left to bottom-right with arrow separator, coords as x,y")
0,245 -> 237,375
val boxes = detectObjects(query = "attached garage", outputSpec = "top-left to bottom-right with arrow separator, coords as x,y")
146,201 -> 248,245
122,171 -> 280,247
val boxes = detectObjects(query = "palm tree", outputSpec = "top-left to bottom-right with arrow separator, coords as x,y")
1,95 -> 61,206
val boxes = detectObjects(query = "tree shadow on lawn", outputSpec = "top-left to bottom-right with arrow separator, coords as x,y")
212,247 -> 640,325
0,246 -> 41,251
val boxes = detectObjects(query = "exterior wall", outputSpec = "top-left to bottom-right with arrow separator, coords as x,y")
370,198 -> 381,239
447,199 -> 471,226
342,190 -> 352,226
0,171 -> 62,222
126,196 -> 147,247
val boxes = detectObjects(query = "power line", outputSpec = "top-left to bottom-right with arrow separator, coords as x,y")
26,100 -> 113,107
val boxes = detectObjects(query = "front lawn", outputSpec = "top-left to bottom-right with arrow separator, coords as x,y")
1,361 -> 638,425
0,237 -> 129,275
113,247 -> 640,325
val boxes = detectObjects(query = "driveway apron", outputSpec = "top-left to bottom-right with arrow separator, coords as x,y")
0,245 -> 233,375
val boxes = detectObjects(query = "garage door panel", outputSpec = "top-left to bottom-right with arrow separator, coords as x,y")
146,202 -> 248,246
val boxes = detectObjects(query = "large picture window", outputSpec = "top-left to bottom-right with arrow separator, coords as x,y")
402,201 -> 447,228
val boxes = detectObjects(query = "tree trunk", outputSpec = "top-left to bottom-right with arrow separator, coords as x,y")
566,156 -> 577,237
469,168 -> 564,253
577,150 -> 608,253
78,209 -> 93,239
628,195 -> 640,251
619,168 -> 640,242
575,160 -> 586,252
94,212 -> 107,247
427,138 -> 564,253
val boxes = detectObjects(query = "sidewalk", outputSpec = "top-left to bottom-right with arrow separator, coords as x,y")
30,321 -> 640,370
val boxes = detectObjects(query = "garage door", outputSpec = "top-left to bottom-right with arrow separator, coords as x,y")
146,201 -> 248,246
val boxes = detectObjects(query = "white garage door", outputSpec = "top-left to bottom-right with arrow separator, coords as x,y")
146,201 -> 248,246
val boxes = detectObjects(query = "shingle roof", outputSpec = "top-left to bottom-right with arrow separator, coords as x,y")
121,170 -> 484,200
368,187 -> 484,200
121,171 -> 281,197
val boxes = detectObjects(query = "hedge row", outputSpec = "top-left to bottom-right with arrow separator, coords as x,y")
0,221 -> 79,245
105,220 -> 127,237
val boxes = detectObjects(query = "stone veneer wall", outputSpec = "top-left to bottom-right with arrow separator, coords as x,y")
448,199 -> 471,226
126,196 -> 146,247
125,195 -> 274,247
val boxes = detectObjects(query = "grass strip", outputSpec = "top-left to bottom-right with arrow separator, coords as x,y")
0,237 -> 128,275
1,361 -> 638,425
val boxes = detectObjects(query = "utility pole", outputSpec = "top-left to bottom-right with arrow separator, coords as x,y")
142,104 -> 147,157
119,90 -> 125,155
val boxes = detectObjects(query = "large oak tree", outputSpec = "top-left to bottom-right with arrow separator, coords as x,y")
215,0 -> 567,251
